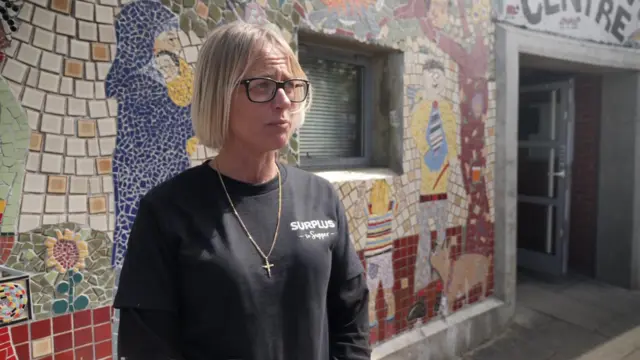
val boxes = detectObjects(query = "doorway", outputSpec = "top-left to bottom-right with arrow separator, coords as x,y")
517,78 -> 574,277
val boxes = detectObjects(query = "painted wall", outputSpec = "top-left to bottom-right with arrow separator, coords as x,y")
0,0 -> 496,357
495,0 -> 640,47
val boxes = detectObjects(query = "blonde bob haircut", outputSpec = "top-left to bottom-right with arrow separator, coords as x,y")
192,22 -> 311,150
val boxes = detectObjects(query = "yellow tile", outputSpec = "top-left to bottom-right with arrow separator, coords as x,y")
0,199 -> 6,213
29,132 -> 43,151
89,195 -> 107,214
47,176 -> 68,194
77,119 -> 96,138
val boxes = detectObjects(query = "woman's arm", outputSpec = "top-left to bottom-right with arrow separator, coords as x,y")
328,200 -> 371,360
113,196 -> 183,359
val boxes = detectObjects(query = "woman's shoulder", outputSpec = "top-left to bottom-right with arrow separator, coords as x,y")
143,164 -> 210,206
282,164 -> 340,200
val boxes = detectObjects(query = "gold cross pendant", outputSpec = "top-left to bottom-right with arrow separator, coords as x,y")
262,260 -> 274,278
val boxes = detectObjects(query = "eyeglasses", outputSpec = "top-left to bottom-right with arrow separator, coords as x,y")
239,77 -> 310,103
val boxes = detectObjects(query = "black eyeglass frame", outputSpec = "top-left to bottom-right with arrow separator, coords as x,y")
239,77 -> 310,104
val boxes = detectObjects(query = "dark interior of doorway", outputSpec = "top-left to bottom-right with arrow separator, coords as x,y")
518,61 -> 602,278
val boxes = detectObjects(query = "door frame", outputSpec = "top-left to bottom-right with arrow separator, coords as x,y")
493,23 -> 640,306
516,80 -> 574,276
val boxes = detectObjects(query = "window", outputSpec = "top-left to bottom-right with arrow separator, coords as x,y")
298,45 -> 372,170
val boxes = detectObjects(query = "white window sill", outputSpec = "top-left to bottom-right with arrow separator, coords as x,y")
313,168 -> 398,183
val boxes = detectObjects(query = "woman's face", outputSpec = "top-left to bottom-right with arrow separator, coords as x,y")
227,45 -> 301,154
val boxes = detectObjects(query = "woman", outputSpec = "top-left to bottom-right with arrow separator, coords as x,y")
114,21 -> 371,360
105,0 -> 198,268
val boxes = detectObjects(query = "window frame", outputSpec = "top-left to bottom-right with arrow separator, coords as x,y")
297,43 -> 374,171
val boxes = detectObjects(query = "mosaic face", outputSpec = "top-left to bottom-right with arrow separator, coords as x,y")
424,67 -> 446,99
429,0 -> 450,29
155,51 -> 180,83
154,30 -> 181,55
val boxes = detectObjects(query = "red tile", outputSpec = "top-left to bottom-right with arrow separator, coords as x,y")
14,344 -> 28,360
54,350 -> 74,360
75,344 -> 93,360
9,325 -> 28,345
73,310 -> 91,329
53,332 -> 73,353
0,330 -> 10,344
30,319 -> 52,339
94,340 -> 112,359
74,327 -> 92,347
39,357 -> 53,360
93,307 -> 111,325
52,315 -> 71,334
93,323 -> 110,343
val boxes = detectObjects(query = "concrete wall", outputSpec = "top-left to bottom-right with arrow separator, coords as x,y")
597,72 -> 640,289
0,0 -> 498,358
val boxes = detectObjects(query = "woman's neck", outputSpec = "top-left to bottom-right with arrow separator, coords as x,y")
214,145 -> 279,185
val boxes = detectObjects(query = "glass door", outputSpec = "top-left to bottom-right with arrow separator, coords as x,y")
517,80 -> 574,276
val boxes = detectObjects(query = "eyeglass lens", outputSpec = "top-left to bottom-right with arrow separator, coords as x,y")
246,79 -> 308,103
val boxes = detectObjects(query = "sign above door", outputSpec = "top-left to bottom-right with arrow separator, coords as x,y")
495,0 -> 640,48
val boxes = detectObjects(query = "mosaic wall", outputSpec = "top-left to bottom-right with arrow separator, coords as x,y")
0,0 -> 495,355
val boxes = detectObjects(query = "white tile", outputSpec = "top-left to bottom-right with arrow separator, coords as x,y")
23,173 -> 47,193
40,153 -> 63,173
40,52 -> 63,73
87,139 -> 99,156
32,7 -> 55,30
68,195 -> 88,212
70,176 -> 89,193
44,94 -> 66,115
98,24 -> 116,43
59,77 -> 73,95
90,214 -> 108,231
26,110 -> 40,130
76,158 -> 95,175
44,134 -> 65,153
75,80 -> 94,98
63,157 -> 75,174
95,82 -> 106,99
40,114 -> 63,134
85,62 -> 96,80
67,98 -> 87,116
55,14 -> 76,37
75,1 -> 95,21
11,23 -> 32,43
21,87 -> 45,110
178,31 -> 190,47
17,3 -> 34,22
188,31 -> 202,45
2,59 -> 28,83
32,28 -> 55,51
19,215 -> 41,233
30,0 -> 49,8
88,100 -> 108,117
55,35 -> 68,55
26,153 -> 41,171
7,81 -> 23,99
97,117 -> 116,136
96,62 -> 111,80
43,214 -> 66,225
78,20 -> 97,41
22,194 -> 44,213
95,5 -> 113,24
184,46 -> 198,63
99,137 -> 115,156
102,175 -> 113,193
99,0 -> 117,5
45,195 -> 66,213
4,40 -> 19,57
108,214 -> 115,230
70,39 -> 90,60
89,176 -> 101,193
63,117 -> 75,135
26,68 -> 39,88
107,99 -> 117,116
66,138 -> 86,156
17,44 -> 42,67
37,71 -> 60,92
67,214 -> 87,224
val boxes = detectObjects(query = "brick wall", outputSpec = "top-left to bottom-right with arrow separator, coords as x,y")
568,75 -> 602,277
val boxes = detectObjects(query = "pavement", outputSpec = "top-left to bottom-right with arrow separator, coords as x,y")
461,272 -> 640,360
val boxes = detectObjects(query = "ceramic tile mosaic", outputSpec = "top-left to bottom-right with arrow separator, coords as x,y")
0,0 -> 497,354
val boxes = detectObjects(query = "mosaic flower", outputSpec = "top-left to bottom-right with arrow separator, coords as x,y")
44,229 -> 89,273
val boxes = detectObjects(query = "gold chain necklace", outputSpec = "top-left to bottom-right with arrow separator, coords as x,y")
215,159 -> 282,278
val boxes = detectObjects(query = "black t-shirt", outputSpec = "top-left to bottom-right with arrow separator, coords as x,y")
114,161 -> 370,360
